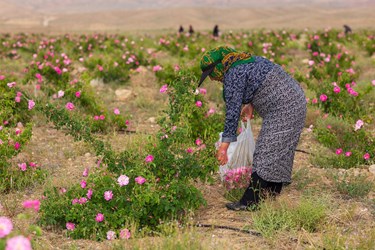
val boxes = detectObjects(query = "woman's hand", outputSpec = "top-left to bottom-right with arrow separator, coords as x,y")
217,142 -> 230,165
241,104 -> 254,122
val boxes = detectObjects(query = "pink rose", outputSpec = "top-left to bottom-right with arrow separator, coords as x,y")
75,91 -> 81,98
348,88 -> 358,96
199,88 -> 207,95
18,163 -> 27,171
57,90 -> 64,98
107,231 -> 116,240
333,86 -> 340,94
95,213 -> 104,222
114,108 -> 120,115
7,82 -> 16,88
319,94 -> 327,102
79,197 -> 87,204
195,101 -> 202,107
29,162 -> 37,168
363,153 -> 370,160
354,120 -> 364,131
345,151 -> 352,157
336,148 -> 343,155
135,176 -> 146,185
54,66 -> 62,75
70,79 -> 78,85
22,200 -> 40,212
0,216 -> 13,238
159,84 -> 168,93
66,222 -> 75,231
120,228 -> 131,239
195,138 -> 202,146
145,155 -> 154,163
207,108 -> 215,116
186,148 -> 193,154
153,65 -> 162,72
117,175 -> 129,186
5,236 -> 32,250
65,102 -> 75,111
82,168 -> 89,177
87,188 -> 93,199
28,100 -> 35,110
104,191 -> 113,201
15,128 -> 22,135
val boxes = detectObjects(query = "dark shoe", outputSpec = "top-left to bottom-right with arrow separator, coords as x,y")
225,201 -> 248,211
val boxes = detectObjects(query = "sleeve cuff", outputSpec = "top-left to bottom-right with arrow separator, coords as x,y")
221,136 -> 237,143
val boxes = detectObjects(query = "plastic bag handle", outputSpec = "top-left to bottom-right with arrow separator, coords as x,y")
241,119 -> 251,130
246,119 -> 251,132
241,121 -> 246,130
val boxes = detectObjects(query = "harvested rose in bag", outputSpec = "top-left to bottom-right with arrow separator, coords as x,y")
216,119 -> 255,180
223,166 -> 252,190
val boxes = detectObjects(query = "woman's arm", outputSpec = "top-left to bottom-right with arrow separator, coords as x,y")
217,70 -> 247,165
221,77 -> 245,143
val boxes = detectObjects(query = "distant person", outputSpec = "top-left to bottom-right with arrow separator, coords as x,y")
189,25 -> 194,35
343,24 -> 352,35
213,25 -> 219,38
179,25 -> 184,33
198,46 -> 306,211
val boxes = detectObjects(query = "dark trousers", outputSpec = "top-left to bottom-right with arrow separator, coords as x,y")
240,172 -> 283,206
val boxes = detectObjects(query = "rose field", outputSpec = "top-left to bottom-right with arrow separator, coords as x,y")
0,29 -> 374,249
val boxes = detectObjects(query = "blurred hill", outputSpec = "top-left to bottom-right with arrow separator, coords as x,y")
1,0 -> 374,32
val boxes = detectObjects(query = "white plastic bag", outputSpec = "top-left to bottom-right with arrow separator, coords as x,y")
216,119 -> 255,180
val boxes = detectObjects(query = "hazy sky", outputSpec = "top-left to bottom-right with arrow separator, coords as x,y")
1,0 -> 374,31
5,0 -> 374,14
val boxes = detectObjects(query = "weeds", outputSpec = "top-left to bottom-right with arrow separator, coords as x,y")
291,167 -> 315,191
332,172 -> 373,198
252,194 -> 329,239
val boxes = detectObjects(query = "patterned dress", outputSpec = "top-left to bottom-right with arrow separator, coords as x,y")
222,56 -> 306,183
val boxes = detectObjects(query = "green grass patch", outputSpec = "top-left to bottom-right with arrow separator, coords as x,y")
323,226 -> 375,250
332,172 -> 373,199
252,194 -> 329,238
0,167 -> 47,193
291,167 -> 317,191
223,187 -> 247,202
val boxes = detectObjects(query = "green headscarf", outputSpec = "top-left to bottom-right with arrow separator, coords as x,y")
199,46 -> 255,85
